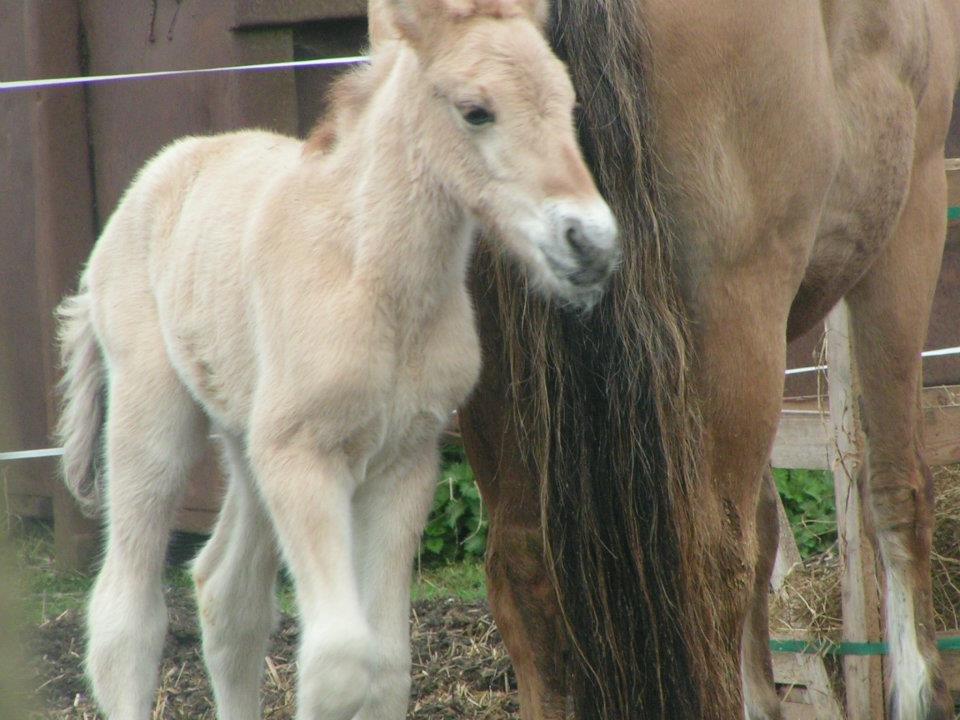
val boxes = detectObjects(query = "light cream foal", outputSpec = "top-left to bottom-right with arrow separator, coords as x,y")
54,1 -> 617,718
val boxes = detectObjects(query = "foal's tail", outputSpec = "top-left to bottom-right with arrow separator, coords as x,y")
55,287 -> 106,518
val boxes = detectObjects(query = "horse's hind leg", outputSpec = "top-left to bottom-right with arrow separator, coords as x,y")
741,469 -> 782,720
351,442 -> 438,720
192,432 -> 280,720
846,151 -> 951,719
86,361 -> 206,719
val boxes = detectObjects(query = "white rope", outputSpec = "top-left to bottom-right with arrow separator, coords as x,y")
0,55 -> 369,93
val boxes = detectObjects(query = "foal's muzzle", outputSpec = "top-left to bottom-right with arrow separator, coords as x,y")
544,200 -> 620,304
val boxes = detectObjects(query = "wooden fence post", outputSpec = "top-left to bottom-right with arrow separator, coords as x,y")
24,2 -> 102,570
825,302 -> 885,719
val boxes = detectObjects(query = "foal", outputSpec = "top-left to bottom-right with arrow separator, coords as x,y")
55,1 -> 618,718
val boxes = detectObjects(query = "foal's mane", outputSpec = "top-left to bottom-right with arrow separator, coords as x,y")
302,49 -> 397,155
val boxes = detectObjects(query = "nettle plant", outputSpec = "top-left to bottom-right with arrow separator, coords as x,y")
420,446 -> 488,563
772,468 -> 837,559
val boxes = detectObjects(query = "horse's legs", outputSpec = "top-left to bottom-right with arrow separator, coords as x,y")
845,152 -> 950,720
740,469 -> 782,720
459,403 -> 567,720
86,365 -> 205,720
192,432 -> 280,720
248,434 -> 373,720
351,443 -> 438,720
688,250 -> 803,718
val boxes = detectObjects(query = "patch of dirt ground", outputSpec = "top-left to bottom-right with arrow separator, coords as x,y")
26,590 -> 519,719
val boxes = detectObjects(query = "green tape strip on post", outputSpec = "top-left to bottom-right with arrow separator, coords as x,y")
949,206 -> 960,222
770,637 -> 960,657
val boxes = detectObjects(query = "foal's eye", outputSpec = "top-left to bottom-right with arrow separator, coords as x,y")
461,105 -> 495,127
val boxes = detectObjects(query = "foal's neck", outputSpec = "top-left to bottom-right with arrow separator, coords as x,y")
335,48 -> 476,328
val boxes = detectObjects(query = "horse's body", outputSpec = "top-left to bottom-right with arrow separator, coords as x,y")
454,0 -> 960,718
55,3 -> 617,718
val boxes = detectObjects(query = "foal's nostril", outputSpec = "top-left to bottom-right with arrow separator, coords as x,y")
564,218 -> 590,258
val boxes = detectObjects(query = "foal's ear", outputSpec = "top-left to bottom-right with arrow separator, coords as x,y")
382,0 -> 549,47
381,0 -> 446,47
515,0 -> 549,28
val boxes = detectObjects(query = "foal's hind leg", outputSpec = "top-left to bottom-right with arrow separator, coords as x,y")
192,432 -> 280,720
86,364 -> 206,720
351,442 -> 438,720
741,469 -> 782,720
845,152 -> 950,720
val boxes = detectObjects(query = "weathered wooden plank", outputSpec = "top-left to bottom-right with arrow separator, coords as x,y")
946,158 -> 960,227
232,0 -> 366,28
782,700 -> 819,720
772,410 -> 832,471
772,490 -> 803,594
937,634 -> 960,701
772,650 -> 843,720
4,493 -> 52,522
773,385 -> 960,471
923,387 -> 960,467
825,302 -> 885,720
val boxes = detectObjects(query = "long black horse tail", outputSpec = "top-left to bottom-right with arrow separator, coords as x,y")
484,1 -> 741,717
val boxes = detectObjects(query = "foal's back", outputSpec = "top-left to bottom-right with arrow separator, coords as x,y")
85,130 -> 334,429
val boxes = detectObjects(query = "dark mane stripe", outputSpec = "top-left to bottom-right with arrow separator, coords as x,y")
483,0 -> 741,716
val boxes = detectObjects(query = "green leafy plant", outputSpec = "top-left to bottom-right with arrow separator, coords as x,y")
772,468 -> 837,559
419,445 -> 488,564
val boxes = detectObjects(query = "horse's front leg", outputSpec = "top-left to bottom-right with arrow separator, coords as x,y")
249,426 -> 374,720
459,398 -> 568,720
351,441 -> 439,720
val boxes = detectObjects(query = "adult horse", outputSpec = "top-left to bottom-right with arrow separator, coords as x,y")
445,1 -> 960,719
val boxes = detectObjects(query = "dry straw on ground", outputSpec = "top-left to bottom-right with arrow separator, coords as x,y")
771,464 -> 960,639
29,595 -> 519,719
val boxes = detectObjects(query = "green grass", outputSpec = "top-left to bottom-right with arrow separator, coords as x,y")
411,560 -> 486,602
11,465 -> 837,622
13,521 -> 93,625
9,521 -> 488,627
11,521 -> 199,626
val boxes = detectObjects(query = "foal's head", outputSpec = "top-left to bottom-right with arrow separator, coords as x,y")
385,0 -> 619,308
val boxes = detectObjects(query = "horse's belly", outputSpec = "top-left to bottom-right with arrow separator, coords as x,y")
789,59 -> 922,336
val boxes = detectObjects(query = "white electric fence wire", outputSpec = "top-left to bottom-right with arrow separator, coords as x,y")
785,346 -> 960,376
1,54 -> 958,456
0,56 -> 369,93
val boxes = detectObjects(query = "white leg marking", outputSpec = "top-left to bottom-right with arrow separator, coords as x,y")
886,564 -> 932,719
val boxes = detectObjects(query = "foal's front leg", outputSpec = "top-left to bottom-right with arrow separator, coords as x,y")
249,432 -> 374,720
352,442 -> 439,719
